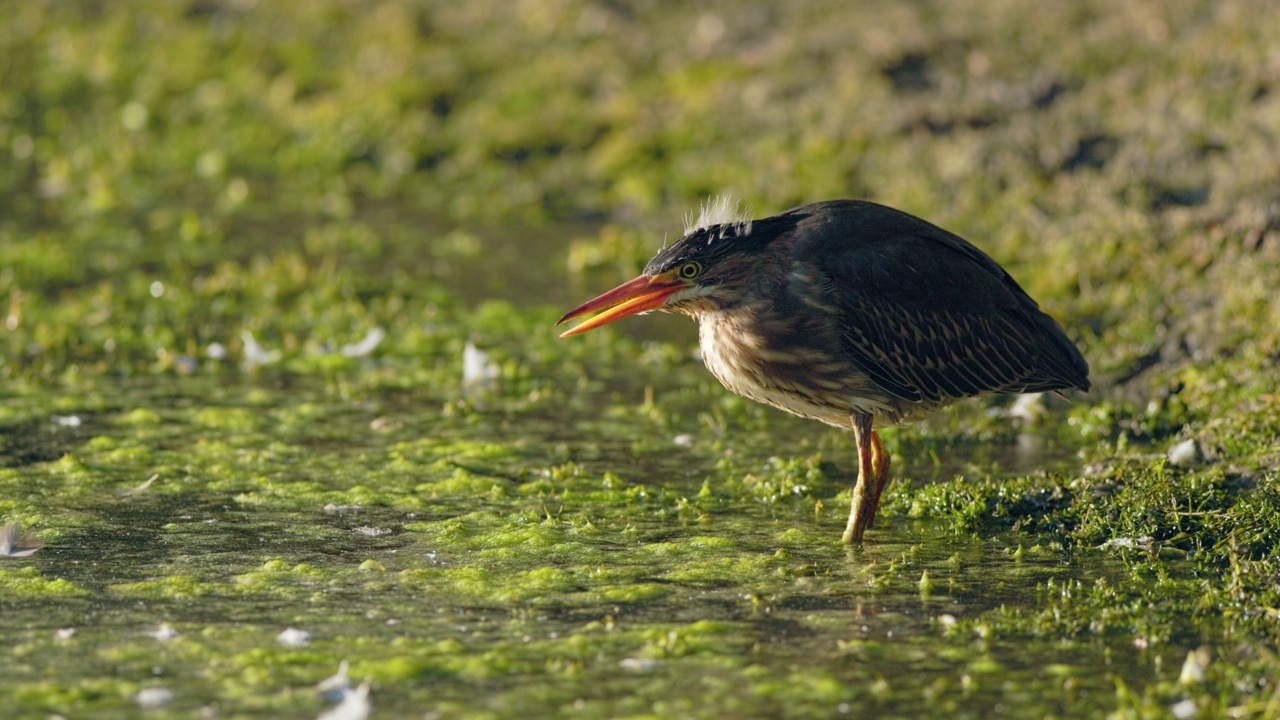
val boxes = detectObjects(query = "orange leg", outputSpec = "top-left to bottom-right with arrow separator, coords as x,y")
865,430 -> 891,528
842,412 -> 887,544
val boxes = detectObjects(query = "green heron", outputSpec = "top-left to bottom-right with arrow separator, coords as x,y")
558,199 -> 1089,543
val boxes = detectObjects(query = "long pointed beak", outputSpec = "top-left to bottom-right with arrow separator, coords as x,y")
557,274 -> 686,337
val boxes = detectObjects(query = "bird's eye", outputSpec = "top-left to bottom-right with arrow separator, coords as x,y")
678,261 -> 703,279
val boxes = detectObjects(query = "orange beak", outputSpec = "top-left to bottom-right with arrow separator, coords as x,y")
557,273 -> 687,337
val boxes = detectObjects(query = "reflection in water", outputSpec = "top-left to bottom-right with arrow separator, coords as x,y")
893,430 -> 1079,485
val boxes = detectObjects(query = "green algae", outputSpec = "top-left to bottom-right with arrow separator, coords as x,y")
109,575 -> 223,600
3,0 -> 1280,718
0,567 -> 90,598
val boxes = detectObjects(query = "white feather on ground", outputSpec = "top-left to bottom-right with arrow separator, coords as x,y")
0,522 -> 44,558
317,680 -> 371,720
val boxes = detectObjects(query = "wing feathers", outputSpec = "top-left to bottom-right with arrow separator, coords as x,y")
783,200 -> 1088,405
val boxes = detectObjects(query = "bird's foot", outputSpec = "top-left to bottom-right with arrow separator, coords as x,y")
842,474 -> 876,543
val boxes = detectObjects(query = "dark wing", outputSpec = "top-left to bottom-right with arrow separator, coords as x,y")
786,201 -> 1090,405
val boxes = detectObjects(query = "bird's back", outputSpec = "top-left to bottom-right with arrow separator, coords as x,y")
780,200 -> 1089,413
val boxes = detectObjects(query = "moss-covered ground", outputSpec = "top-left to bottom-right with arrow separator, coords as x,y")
2,1 -> 1280,717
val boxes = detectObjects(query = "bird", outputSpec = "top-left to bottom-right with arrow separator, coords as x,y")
557,198 -> 1090,543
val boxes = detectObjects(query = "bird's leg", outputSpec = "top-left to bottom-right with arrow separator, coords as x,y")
864,429 -> 891,528
842,412 -> 876,544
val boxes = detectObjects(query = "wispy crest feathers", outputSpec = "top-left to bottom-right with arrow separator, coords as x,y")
684,195 -> 752,235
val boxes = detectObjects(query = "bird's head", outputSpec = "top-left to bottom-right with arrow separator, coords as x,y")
557,205 -> 778,337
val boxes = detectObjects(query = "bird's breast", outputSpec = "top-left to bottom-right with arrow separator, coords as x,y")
696,308 -> 901,428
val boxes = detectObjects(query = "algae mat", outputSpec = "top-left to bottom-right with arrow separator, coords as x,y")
3,1 -> 1280,718
0,375 -> 1167,718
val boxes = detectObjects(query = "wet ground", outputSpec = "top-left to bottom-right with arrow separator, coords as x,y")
0,372 -> 1162,719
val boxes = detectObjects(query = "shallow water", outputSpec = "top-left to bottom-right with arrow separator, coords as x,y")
0,368 -> 1178,719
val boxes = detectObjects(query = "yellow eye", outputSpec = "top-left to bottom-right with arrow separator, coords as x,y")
677,261 -> 702,279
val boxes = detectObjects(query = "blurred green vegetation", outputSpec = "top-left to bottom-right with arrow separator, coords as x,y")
3,0 -> 1279,383
2,0 -> 1280,718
